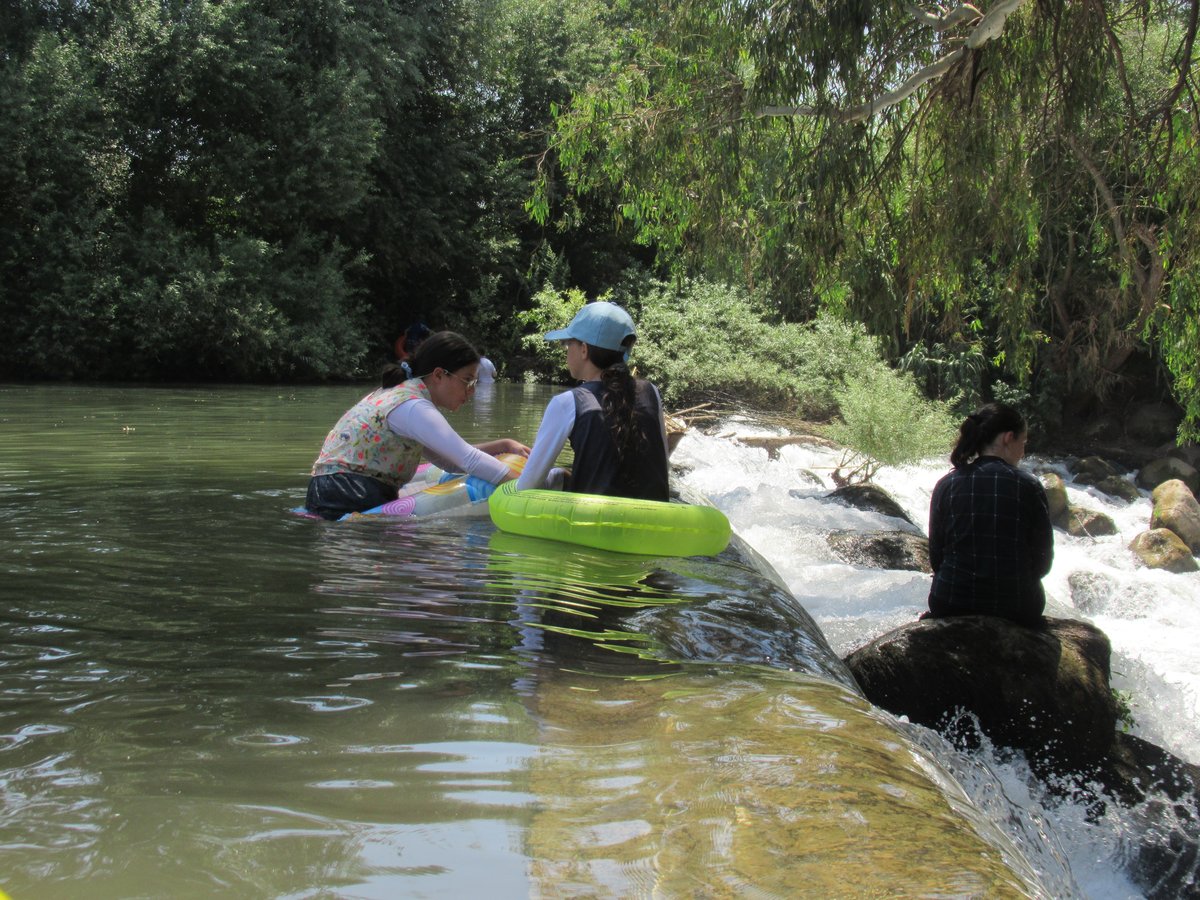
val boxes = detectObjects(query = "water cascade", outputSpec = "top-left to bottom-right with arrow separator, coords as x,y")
674,422 -> 1200,898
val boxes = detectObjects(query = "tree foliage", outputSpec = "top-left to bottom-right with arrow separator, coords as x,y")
1,0 -> 378,378
4,0 -> 1198,445
0,0 -> 639,380
828,368 -> 958,483
538,0 -> 1200,439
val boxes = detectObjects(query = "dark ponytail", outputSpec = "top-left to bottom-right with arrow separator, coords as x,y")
587,338 -> 643,489
380,361 -> 412,388
950,402 -> 1027,469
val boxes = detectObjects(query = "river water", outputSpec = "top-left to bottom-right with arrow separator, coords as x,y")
0,383 -> 1195,898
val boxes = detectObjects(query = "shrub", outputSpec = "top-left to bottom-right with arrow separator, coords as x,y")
991,377 -> 1065,442
898,341 -> 986,417
632,278 -> 816,409
827,367 -> 958,482
522,275 -> 892,415
515,285 -> 589,381
519,274 -> 957,479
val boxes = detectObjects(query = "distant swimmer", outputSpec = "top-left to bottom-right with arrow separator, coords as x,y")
477,355 -> 497,383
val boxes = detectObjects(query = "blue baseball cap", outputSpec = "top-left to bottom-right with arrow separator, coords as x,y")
543,301 -> 636,352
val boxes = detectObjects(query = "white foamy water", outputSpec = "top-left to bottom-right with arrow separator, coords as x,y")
674,423 -> 1200,900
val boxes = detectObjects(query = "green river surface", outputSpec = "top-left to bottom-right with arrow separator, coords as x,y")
0,383 -> 1050,898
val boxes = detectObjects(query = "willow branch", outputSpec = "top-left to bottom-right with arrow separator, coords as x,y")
965,0 -> 1028,48
758,0 -> 1031,123
1093,0 -> 1136,117
1067,134 -> 1164,343
758,49 -> 966,122
906,3 -> 982,31
1067,135 -> 1136,289
1164,0 -> 1200,113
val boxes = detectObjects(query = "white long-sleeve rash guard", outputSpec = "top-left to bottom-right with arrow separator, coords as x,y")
386,397 -> 511,484
516,390 -> 576,491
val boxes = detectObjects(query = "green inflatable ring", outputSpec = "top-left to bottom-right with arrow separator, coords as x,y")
487,481 -> 731,557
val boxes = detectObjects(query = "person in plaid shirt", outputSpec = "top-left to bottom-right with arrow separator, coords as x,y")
926,403 -> 1054,627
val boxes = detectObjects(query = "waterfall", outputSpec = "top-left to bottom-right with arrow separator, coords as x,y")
674,424 -> 1200,899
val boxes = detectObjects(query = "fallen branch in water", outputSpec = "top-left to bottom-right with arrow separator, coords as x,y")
731,433 -> 841,460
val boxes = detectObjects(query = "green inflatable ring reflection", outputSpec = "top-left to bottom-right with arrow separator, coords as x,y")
488,481 -> 731,557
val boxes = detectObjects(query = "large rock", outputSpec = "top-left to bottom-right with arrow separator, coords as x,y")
1168,443 -> 1200,471
1126,402 -> 1183,446
1082,412 -> 1124,443
1129,528 -> 1200,573
1100,733 -> 1200,900
1138,456 -> 1200,494
1069,571 -> 1126,616
824,483 -> 917,526
1094,474 -> 1141,503
844,615 -> 1200,900
1067,506 -> 1119,538
1104,732 -> 1200,806
844,616 -> 1117,774
1151,479 -> 1200,554
1070,455 -> 1123,485
827,530 -> 931,572
1041,473 -> 1070,528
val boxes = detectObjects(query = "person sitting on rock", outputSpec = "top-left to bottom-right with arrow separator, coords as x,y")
925,402 -> 1054,627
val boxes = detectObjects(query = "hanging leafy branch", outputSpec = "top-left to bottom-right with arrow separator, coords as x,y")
537,0 -> 1200,439
757,0 -> 1032,122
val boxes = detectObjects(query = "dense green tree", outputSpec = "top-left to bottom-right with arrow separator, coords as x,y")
427,0 -> 653,364
1,0 -> 378,378
536,0 -> 1200,438
0,0 -> 648,380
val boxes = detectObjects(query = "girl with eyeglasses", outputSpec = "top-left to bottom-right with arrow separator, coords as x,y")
305,331 -> 530,520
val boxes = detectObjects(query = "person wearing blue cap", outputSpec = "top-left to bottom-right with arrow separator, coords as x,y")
516,301 -> 669,500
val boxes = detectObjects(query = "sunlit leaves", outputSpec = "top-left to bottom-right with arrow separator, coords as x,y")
542,0 -> 1200,437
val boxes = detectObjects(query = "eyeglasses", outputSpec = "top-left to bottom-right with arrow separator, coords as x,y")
442,369 -> 478,390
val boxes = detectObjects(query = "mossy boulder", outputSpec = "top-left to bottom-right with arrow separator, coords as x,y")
1071,455 -> 1123,485
1094,475 -> 1141,503
1041,472 -> 1070,528
1150,479 -> 1200,554
1067,507 -> 1119,538
1129,529 -> 1199,573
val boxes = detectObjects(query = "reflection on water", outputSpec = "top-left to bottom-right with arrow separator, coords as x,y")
0,385 -> 1050,897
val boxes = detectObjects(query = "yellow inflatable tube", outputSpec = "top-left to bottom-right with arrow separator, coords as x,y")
488,481 -> 731,557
